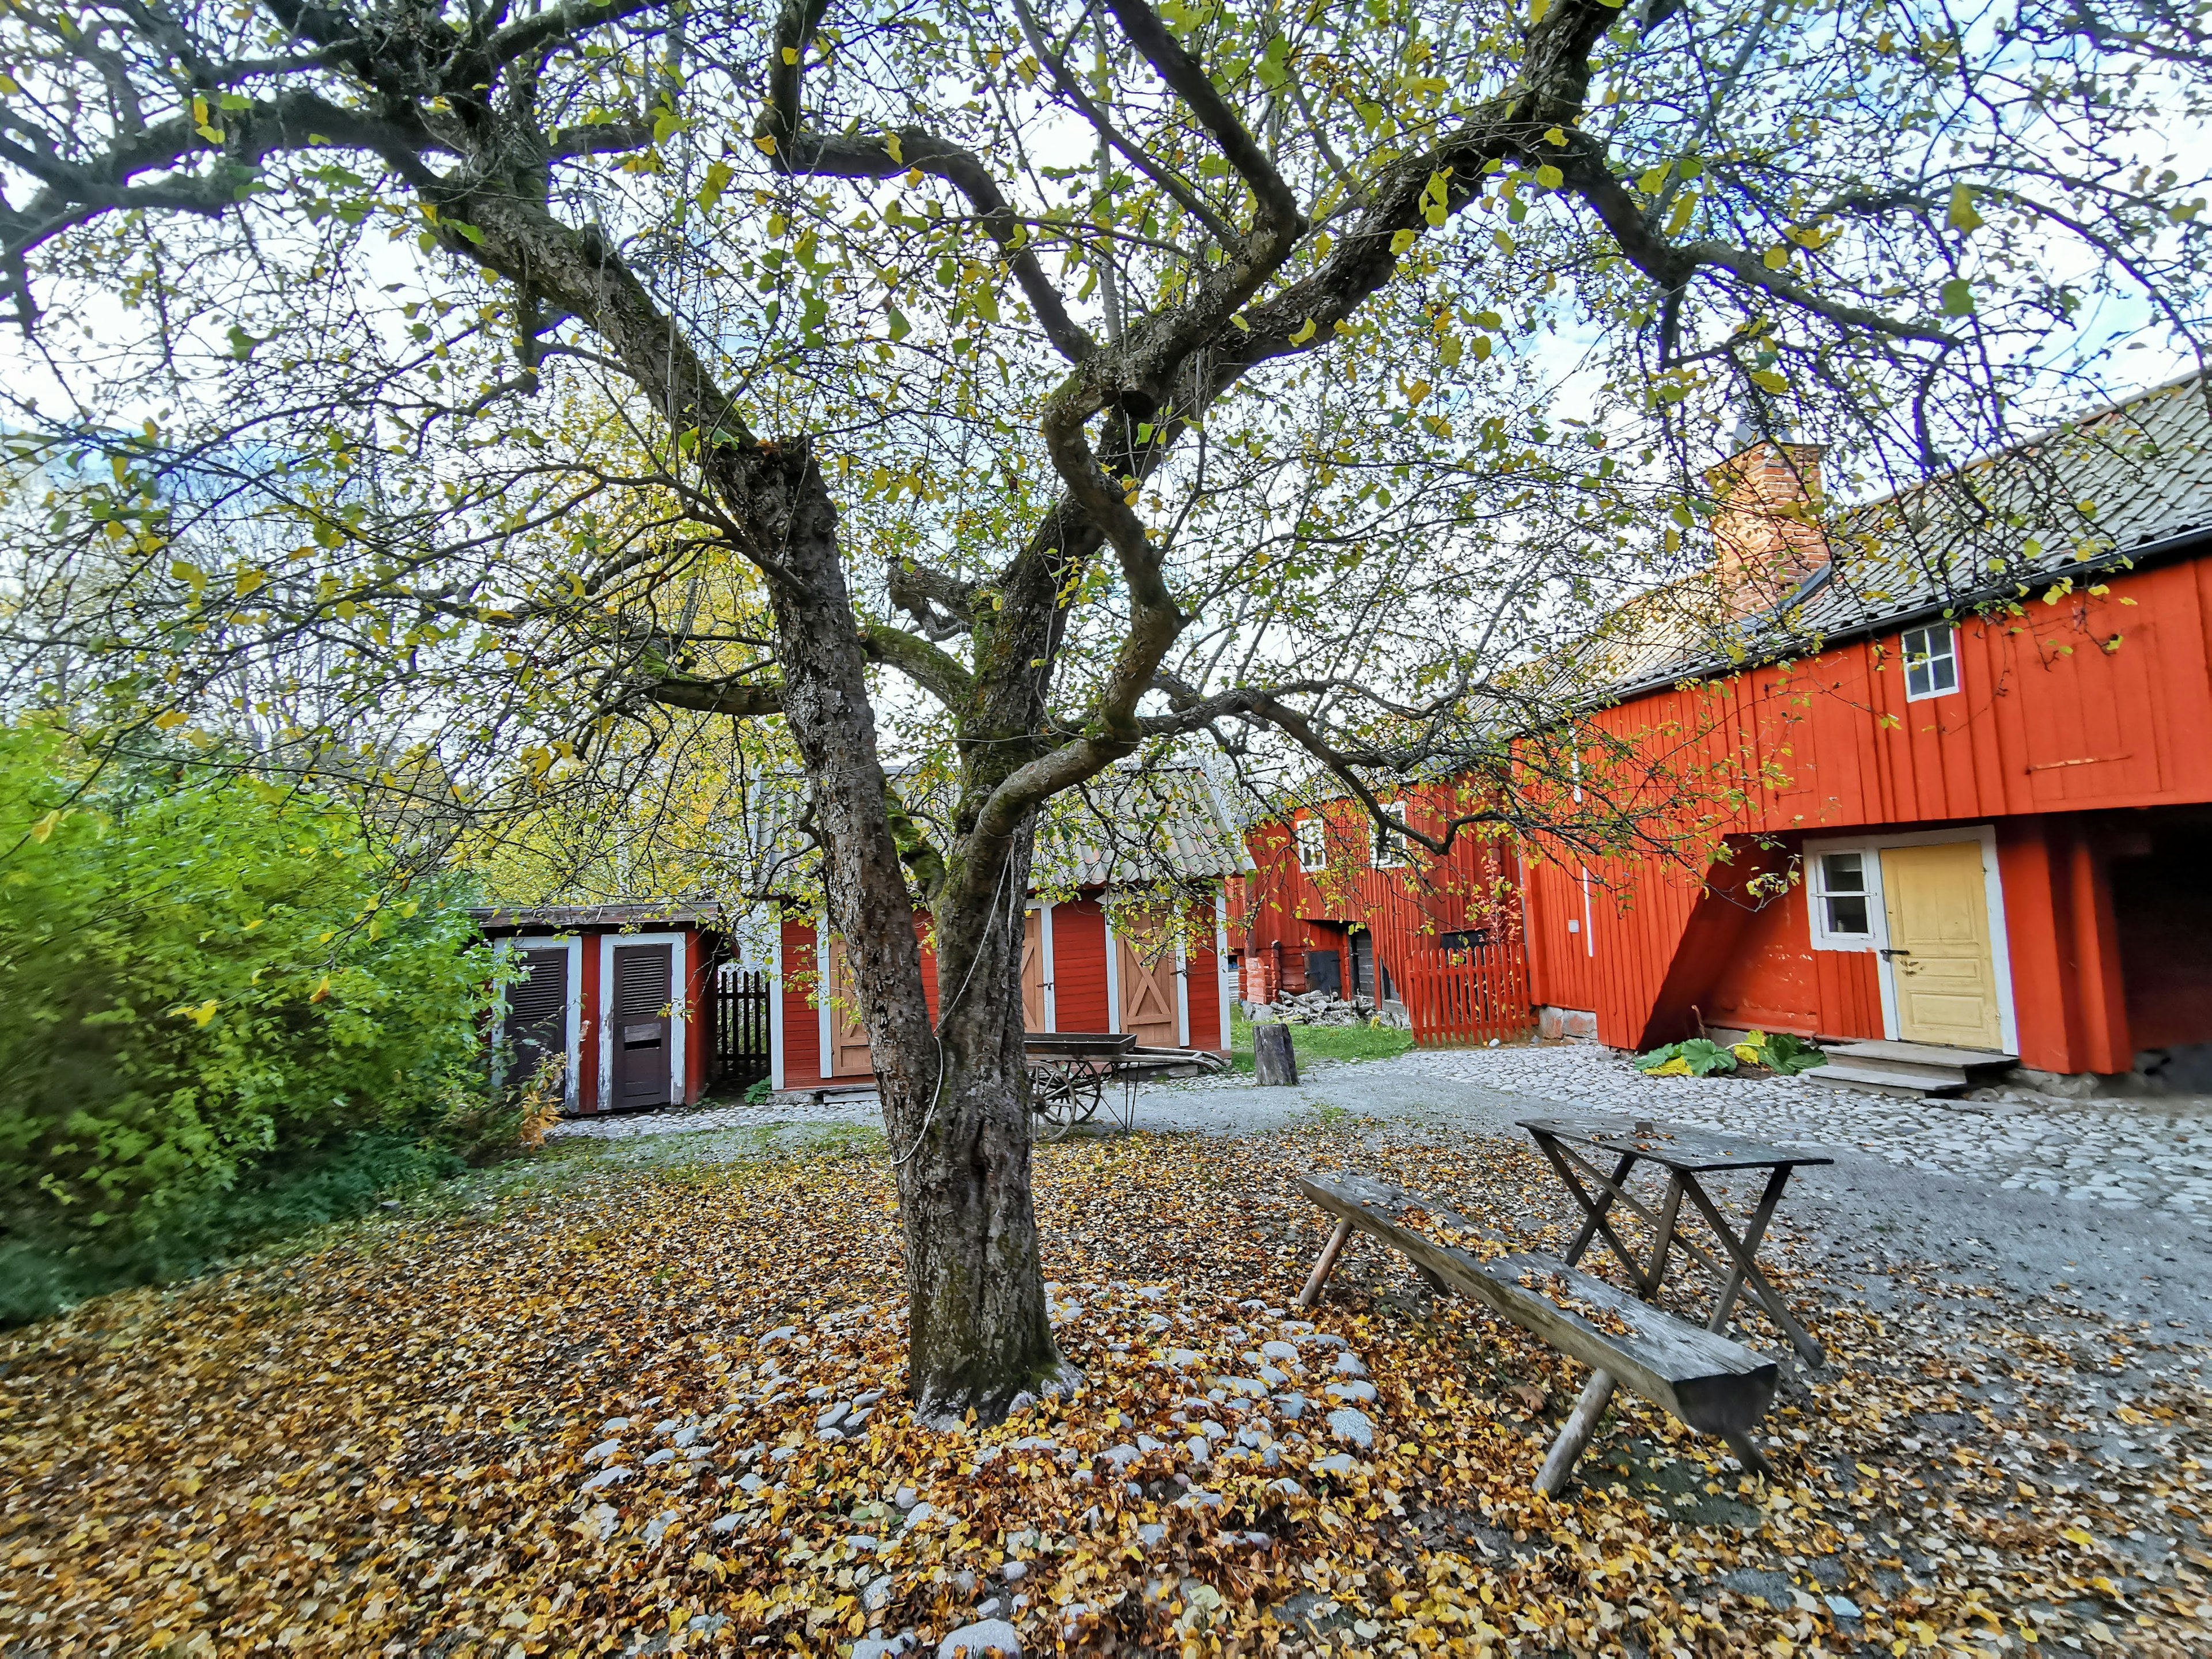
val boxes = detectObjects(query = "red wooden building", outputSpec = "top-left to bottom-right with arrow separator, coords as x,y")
1240,378 -> 2212,1085
475,775 -> 1251,1109
475,903 -> 722,1113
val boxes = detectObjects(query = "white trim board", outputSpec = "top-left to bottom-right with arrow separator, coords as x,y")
1214,892 -> 1233,1056
494,934 -> 584,1110
818,911 -> 838,1079
769,922 -> 786,1092
1040,901 -> 1059,1032
1174,933 -> 1191,1048
1103,914 -> 1123,1032
597,930 -> 690,1108
1802,825 -> 2018,1054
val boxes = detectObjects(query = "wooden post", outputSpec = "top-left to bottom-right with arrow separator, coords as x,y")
1253,1020 -> 1298,1085
1296,1217 -> 1353,1309
1535,1369 -> 1617,1497
1722,1430 -> 1774,1479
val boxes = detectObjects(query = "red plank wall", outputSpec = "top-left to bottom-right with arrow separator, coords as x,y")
684,927 -> 709,1104
578,938 -> 602,1114
1244,553 -> 2212,1071
779,918 -> 821,1087
1051,901 -> 1111,1033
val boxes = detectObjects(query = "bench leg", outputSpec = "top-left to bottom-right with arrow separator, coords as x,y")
1296,1218 -> 1354,1310
1722,1430 -> 1774,1480
1534,1369 -> 1616,1497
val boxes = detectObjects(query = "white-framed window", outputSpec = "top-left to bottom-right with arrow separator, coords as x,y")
1900,623 -> 1959,701
1808,849 -> 1879,949
1296,816 -> 1327,873
1372,808 -> 1408,869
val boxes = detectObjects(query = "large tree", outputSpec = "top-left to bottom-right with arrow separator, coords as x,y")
1,0 -> 2204,1416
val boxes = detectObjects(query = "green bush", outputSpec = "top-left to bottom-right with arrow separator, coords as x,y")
0,723 -> 498,1321
1636,1029 -> 1828,1077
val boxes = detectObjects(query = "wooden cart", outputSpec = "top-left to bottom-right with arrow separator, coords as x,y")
1024,1031 -> 1228,1139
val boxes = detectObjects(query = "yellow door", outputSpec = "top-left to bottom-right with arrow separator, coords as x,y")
1880,841 -> 2005,1050
1115,911 -> 1181,1049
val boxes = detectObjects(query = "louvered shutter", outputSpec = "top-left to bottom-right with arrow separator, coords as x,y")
613,943 -> 674,1104
503,949 -> 567,1087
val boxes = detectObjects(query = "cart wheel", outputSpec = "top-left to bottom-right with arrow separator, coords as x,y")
1030,1062 -> 1081,1142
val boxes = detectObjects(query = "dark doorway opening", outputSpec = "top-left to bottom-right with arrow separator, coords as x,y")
710,961 -> 772,1094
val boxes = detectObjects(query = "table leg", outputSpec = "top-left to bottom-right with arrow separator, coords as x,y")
1558,1147 -> 1640,1270
1642,1174 -> 1685,1301
1535,1369 -> 1617,1497
1707,1166 -> 1790,1331
1297,1218 -> 1354,1310
1679,1175 -> 1826,1368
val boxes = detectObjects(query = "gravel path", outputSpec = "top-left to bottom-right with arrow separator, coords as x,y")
1134,1044 -> 2212,1335
544,1043 -> 2212,1335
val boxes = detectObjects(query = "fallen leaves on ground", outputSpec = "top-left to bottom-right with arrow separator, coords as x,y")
3,1126 -> 2207,1657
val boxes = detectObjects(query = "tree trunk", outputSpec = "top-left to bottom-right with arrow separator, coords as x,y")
747,438 -> 1070,1426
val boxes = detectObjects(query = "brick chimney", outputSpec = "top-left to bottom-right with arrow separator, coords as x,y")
1703,434 -> 1830,616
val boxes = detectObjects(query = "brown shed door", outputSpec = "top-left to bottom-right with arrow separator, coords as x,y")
613,943 -> 674,1105
503,948 -> 568,1091
1021,910 -> 1048,1032
1116,913 -> 1181,1049
825,941 -> 875,1077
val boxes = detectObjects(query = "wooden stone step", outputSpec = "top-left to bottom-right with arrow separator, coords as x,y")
1825,1040 -> 2017,1073
1807,1062 -> 1959,1099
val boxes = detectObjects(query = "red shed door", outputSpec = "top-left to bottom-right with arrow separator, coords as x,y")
613,943 -> 674,1106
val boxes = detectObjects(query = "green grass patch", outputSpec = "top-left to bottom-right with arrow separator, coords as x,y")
1228,1007 -> 1416,1073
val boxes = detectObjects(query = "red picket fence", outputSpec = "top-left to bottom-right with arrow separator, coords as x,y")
1394,925 -> 1535,1047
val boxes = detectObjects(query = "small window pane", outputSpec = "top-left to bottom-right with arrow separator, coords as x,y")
1825,894 -> 1871,935
1902,624 -> 1958,701
1820,852 -> 1865,893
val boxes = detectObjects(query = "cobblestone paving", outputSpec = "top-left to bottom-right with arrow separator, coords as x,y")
1395,1043 -> 2212,1215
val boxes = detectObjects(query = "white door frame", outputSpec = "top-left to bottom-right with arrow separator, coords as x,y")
598,930 -> 689,1107
1804,825 -> 2017,1053
493,934 -> 584,1110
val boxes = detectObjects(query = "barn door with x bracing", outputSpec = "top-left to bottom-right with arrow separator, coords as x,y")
613,943 -> 675,1107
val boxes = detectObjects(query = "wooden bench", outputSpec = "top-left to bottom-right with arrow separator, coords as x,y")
1295,1173 -> 1780,1494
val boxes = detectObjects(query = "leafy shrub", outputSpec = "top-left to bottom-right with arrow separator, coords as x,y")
1734,1030 -> 1828,1074
438,1053 -> 568,1165
1637,1029 -> 1828,1077
0,723 -> 498,1320
1636,1037 -> 1740,1076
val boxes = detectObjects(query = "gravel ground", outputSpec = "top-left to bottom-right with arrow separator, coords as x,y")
1135,1043 -> 2212,1338
546,1042 -> 2212,1338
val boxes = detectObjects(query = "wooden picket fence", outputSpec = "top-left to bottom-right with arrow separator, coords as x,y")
1395,926 -> 1535,1048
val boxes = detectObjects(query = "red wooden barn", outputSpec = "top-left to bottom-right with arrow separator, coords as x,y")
474,774 -> 1251,1111
1240,377 -> 2212,1087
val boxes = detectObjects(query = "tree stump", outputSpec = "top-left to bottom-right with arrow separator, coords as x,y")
1253,1021 -> 1299,1086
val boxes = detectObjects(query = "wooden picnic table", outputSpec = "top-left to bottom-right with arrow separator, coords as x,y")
1517,1115 -> 1832,1369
